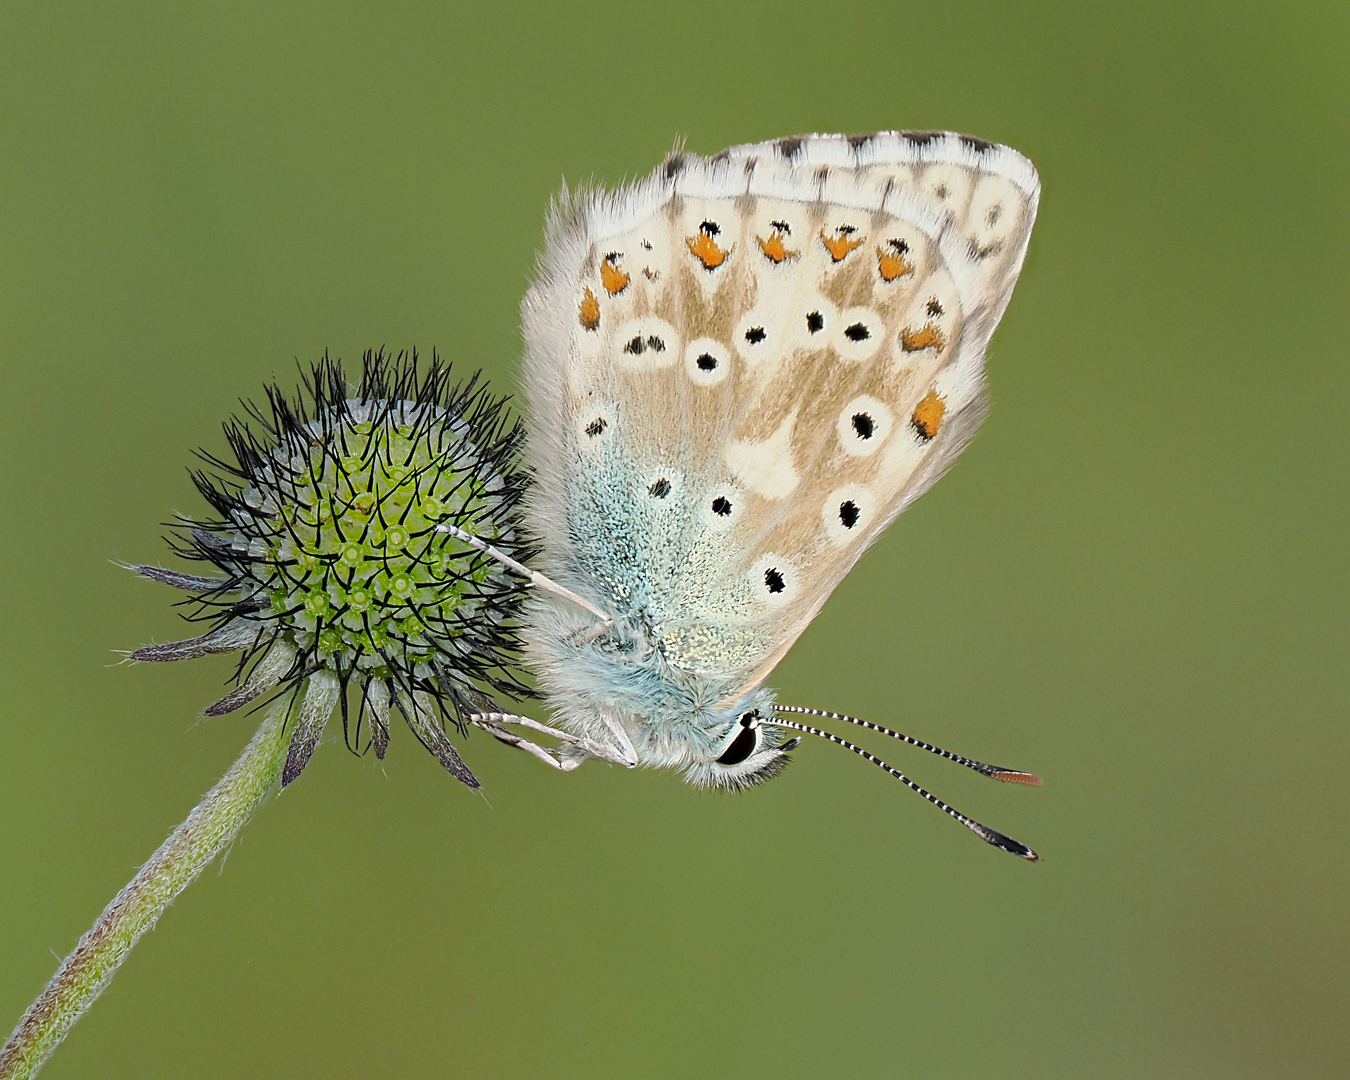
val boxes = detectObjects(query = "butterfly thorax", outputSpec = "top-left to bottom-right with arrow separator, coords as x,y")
523,591 -> 785,786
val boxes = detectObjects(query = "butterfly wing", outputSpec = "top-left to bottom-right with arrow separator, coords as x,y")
522,131 -> 1039,703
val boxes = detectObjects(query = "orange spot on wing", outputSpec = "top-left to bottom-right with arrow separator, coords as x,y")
600,255 -> 629,296
757,230 -> 798,264
687,231 -> 729,270
578,288 -> 601,331
877,246 -> 914,282
821,227 -> 865,262
900,323 -> 946,353
911,391 -> 946,441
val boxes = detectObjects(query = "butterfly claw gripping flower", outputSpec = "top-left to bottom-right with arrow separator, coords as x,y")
128,350 -> 533,788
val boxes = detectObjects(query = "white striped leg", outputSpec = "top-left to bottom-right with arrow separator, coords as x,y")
436,525 -> 614,641
469,712 -> 636,771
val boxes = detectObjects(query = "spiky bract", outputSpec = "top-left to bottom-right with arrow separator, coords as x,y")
131,350 -> 532,788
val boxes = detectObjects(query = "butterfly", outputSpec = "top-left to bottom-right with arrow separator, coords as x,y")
447,131 -> 1042,858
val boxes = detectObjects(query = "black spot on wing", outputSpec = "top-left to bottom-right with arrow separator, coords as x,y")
776,136 -> 805,160
902,130 -> 943,146
663,154 -> 687,181
847,132 -> 877,150
959,134 -> 995,153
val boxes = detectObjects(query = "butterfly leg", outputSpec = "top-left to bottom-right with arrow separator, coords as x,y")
469,712 -> 636,770
435,524 -> 614,636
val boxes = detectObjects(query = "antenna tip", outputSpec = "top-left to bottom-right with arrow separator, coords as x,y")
993,769 -> 1043,787
970,823 -> 1040,861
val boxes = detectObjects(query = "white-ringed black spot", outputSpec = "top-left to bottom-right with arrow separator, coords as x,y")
770,219 -> 791,233
839,500 -> 860,528
844,322 -> 870,342
623,336 -> 646,355
927,298 -> 945,318
851,413 -> 875,439
711,495 -> 733,517
744,326 -> 767,345
696,352 -> 717,371
700,220 -> 720,237
646,335 -> 666,352
934,184 -> 950,199
806,311 -> 825,334
648,477 -> 671,498
585,417 -> 607,438
764,567 -> 786,594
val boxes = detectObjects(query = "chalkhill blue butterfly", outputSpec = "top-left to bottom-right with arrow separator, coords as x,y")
443,131 -> 1042,858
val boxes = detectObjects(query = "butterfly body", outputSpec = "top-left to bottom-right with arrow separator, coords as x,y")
518,131 -> 1039,789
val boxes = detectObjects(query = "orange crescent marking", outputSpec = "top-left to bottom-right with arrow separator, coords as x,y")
600,256 -> 630,296
821,228 -> 865,262
756,231 -> 798,264
911,391 -> 946,441
687,232 -> 729,269
578,288 -> 601,331
899,323 -> 946,353
877,246 -> 914,282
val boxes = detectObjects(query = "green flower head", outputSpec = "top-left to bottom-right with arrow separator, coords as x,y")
129,350 -> 533,789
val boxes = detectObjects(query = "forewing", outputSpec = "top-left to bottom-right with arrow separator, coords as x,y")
522,131 -> 1039,692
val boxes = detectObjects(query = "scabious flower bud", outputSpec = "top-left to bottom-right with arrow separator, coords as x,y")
129,350 -> 532,788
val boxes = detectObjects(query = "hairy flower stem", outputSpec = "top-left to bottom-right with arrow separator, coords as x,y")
0,702 -> 291,1079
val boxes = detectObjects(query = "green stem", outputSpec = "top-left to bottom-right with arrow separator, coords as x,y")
0,702 -> 291,1079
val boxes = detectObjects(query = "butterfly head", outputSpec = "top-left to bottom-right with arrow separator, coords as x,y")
682,705 -> 801,791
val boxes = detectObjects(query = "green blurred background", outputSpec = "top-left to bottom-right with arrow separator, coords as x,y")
1,2 -> 1345,1077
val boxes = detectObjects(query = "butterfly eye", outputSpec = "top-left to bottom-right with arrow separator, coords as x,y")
716,713 -> 760,765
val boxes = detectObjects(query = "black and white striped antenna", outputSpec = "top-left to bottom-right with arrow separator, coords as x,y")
768,705 -> 1041,861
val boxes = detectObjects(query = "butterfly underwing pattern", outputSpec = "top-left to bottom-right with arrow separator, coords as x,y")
493,131 -> 1040,853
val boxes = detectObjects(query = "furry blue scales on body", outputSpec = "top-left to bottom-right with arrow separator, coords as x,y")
518,131 -> 1039,790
